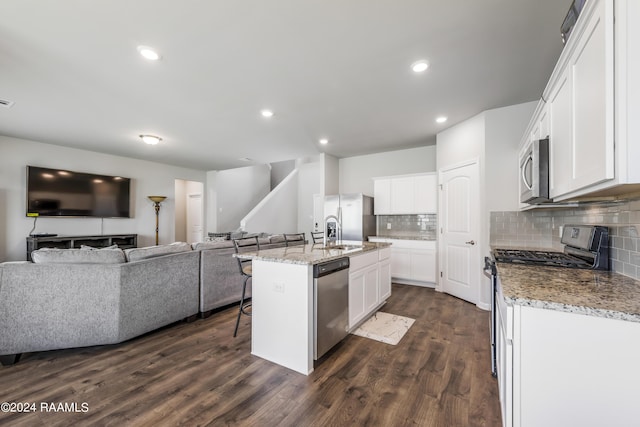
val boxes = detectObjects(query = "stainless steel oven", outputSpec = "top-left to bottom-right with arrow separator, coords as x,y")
519,138 -> 550,204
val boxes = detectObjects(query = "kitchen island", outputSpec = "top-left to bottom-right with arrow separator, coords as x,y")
236,241 -> 391,375
494,262 -> 640,427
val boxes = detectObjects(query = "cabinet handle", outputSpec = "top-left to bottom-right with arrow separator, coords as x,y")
465,240 -> 475,245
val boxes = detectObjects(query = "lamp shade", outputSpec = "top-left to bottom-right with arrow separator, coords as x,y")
147,196 -> 167,203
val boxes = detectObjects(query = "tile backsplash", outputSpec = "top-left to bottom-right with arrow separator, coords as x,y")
377,214 -> 437,240
490,198 -> 640,280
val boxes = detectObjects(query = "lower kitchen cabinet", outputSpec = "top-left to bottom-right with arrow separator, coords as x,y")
348,248 -> 391,329
496,277 -> 640,427
369,237 -> 436,286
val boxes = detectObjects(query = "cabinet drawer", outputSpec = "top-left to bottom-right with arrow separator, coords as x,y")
378,247 -> 391,261
350,250 -> 378,271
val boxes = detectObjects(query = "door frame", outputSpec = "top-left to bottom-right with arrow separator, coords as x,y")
437,158 -> 486,309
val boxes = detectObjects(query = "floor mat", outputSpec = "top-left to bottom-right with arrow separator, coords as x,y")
351,311 -> 415,345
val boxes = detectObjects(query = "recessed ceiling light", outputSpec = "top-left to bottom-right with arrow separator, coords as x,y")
411,60 -> 429,73
137,45 -> 161,61
319,138 -> 329,145
261,109 -> 274,118
436,116 -> 448,123
139,134 -> 162,145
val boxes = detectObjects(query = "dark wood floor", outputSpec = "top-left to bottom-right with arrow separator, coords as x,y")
0,284 -> 501,426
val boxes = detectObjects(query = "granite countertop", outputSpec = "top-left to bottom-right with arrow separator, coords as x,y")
236,241 -> 391,265
369,235 -> 436,241
496,262 -> 640,323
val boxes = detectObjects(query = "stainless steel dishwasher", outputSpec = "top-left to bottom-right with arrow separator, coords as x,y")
313,257 -> 350,360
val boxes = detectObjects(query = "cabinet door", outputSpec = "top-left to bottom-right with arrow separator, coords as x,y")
390,248 -> 411,279
390,177 -> 414,214
349,270 -> 366,328
414,175 -> 437,213
571,0 -> 614,191
410,249 -> 436,283
373,179 -> 391,215
363,265 -> 379,314
548,67 -> 573,198
378,259 -> 391,301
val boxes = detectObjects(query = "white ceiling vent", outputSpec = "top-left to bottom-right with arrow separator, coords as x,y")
0,99 -> 15,108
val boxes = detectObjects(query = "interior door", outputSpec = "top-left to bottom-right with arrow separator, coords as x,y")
439,162 -> 480,304
187,193 -> 203,243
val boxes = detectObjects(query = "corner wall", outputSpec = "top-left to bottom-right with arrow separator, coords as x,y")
338,146 -> 437,196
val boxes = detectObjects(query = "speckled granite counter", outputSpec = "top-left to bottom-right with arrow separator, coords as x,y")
370,235 -> 436,241
496,262 -> 640,323
236,241 -> 391,265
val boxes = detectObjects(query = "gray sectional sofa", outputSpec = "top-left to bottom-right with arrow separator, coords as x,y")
0,234 -> 292,365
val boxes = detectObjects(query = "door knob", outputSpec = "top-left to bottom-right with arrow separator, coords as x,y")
465,240 -> 475,245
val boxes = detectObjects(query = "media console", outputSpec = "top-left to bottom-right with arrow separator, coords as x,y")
26,234 -> 138,261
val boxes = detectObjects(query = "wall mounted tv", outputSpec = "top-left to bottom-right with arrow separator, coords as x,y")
26,166 -> 131,218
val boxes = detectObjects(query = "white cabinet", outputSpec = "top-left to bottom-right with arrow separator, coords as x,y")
414,174 -> 437,213
370,237 -> 436,286
547,0 -> 614,200
378,247 -> 392,301
519,0 -> 640,203
373,173 -> 437,214
495,276 -> 640,427
373,179 -> 391,215
348,248 -> 391,329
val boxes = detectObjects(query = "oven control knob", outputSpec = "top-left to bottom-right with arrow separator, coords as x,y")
465,240 -> 476,245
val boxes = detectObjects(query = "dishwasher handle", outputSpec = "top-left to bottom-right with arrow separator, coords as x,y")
313,257 -> 350,278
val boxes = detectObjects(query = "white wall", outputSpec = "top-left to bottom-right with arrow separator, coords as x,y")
485,101 -> 537,212
214,164 -> 270,232
0,135 -> 206,261
435,101 -> 537,309
338,146 -> 437,195
321,154 -> 339,196
297,161 -> 321,235
270,159 -> 296,189
241,170 -> 299,234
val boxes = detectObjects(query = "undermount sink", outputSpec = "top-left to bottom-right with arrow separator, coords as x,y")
319,244 -> 363,251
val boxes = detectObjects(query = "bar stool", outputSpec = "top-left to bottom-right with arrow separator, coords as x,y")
310,231 -> 324,244
232,235 -> 260,337
284,233 -> 306,247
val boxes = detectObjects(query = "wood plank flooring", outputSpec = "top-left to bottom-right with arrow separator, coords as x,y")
0,284 -> 501,426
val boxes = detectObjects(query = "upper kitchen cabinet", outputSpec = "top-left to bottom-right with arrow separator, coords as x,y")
526,0 -> 640,203
373,173 -> 437,215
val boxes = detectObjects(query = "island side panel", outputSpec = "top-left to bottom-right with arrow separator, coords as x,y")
251,259 -> 314,375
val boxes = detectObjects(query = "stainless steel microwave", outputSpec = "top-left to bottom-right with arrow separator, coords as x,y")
520,138 -> 550,204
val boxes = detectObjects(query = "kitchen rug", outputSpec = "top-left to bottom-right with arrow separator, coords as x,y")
351,312 -> 415,345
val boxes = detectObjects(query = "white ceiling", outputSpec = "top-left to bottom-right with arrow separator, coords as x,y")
0,0 -> 572,171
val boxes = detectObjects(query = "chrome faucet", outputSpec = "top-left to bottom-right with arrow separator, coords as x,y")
323,214 -> 341,246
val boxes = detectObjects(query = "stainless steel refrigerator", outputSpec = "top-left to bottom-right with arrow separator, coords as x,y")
323,194 -> 375,242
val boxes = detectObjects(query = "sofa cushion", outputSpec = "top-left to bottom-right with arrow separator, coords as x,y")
31,248 -> 126,264
191,240 -> 235,251
124,242 -> 191,262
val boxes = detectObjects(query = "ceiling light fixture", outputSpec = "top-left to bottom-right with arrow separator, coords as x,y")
261,109 -> 274,118
139,134 -> 162,145
137,45 -> 161,61
411,60 -> 429,73
319,138 -> 329,145
436,116 -> 448,123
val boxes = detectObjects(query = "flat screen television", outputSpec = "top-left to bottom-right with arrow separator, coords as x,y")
26,166 -> 131,218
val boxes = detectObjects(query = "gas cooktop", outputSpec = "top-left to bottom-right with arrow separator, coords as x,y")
493,248 -> 592,268
492,225 -> 610,270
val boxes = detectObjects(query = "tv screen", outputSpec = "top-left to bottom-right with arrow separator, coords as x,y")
26,166 -> 131,218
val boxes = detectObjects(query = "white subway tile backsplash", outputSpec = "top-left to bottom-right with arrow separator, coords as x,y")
490,198 -> 640,280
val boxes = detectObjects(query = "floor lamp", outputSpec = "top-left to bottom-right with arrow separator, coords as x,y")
148,196 -> 167,246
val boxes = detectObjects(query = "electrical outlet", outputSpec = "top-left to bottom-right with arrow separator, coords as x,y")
273,282 -> 285,293
386,223 -> 391,230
